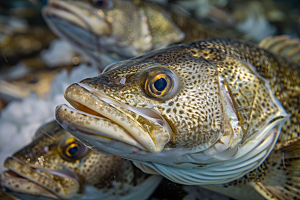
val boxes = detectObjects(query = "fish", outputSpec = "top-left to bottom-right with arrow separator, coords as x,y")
42,0 -> 240,69
55,37 -> 300,200
0,67 -> 63,100
0,26 -> 56,66
0,120 -> 162,199
258,35 -> 300,63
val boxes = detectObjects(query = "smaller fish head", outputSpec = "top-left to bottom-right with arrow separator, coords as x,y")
2,121 -> 132,199
0,121 -> 90,199
43,0 -> 184,60
55,45 -> 235,168
1,121 -> 161,199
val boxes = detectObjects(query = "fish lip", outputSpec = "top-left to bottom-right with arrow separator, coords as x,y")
55,83 -> 172,154
1,170 -> 59,199
55,104 -> 149,152
42,0 -> 111,49
1,157 -> 80,199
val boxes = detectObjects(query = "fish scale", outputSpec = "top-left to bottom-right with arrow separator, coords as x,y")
55,38 -> 300,199
194,38 -> 300,142
0,120 -> 163,199
43,0 -> 244,69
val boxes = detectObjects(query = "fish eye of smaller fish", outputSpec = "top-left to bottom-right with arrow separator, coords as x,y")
59,138 -> 89,161
91,0 -> 114,9
140,67 -> 179,100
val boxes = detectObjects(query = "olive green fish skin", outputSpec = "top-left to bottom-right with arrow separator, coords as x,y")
191,38 -> 300,142
55,38 -> 300,199
79,37 -> 299,146
44,0 -> 184,59
1,121 -> 160,199
43,0 -> 243,68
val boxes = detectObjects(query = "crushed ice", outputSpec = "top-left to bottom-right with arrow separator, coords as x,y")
0,39 -> 98,172
41,39 -> 78,68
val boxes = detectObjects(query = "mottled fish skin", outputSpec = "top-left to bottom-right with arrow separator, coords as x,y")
43,0 -> 184,62
55,38 -> 300,199
0,120 -> 162,199
42,0 -> 242,69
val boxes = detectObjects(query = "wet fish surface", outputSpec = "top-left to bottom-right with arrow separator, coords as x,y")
55,37 -> 300,199
42,0 -> 241,69
0,120 -> 162,199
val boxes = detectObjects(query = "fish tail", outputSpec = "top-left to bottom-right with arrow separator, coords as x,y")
253,136 -> 300,200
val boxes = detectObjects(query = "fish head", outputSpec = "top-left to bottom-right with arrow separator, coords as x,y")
1,121 -> 85,199
55,44 -> 237,166
1,121 -> 157,199
55,39 -> 289,184
43,0 -> 184,62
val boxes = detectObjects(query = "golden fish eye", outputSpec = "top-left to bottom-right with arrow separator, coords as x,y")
59,138 -> 89,161
140,67 -> 178,99
65,143 -> 80,157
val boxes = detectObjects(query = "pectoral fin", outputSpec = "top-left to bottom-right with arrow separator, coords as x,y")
253,136 -> 300,200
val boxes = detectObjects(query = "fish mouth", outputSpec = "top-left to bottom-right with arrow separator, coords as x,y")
55,83 -> 172,154
42,0 -> 111,50
1,157 -> 80,199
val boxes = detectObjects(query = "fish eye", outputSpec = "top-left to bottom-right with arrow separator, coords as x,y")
91,0 -> 114,9
140,67 -> 178,100
66,144 -> 79,156
60,138 -> 89,161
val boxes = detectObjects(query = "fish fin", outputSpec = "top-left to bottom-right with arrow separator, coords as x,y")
253,136 -> 300,200
259,35 -> 300,63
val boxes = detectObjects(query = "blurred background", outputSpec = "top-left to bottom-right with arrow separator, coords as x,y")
0,0 -> 299,199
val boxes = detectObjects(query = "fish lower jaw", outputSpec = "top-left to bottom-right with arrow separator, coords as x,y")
1,170 -> 58,199
43,4 -> 88,33
44,0 -> 111,36
56,83 -> 171,154
55,104 -> 148,151
1,157 -> 79,199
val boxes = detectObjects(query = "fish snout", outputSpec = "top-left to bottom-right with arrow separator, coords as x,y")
1,157 -> 80,199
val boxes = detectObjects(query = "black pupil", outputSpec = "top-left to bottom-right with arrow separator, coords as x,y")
154,78 -> 167,91
96,0 -> 104,6
68,146 -> 79,155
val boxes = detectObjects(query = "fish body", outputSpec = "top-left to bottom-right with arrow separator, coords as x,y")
0,120 -> 162,199
42,0 -> 240,69
55,38 -> 300,199
0,27 -> 56,66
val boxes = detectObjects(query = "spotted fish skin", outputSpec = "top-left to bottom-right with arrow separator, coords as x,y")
43,0 -> 243,69
43,0 -> 185,60
190,38 -> 300,142
55,38 -> 300,199
202,136 -> 300,200
0,121 -> 162,199
77,38 -> 297,148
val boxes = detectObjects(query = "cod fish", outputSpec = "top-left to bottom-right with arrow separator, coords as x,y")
55,37 -> 300,200
42,0 -> 239,69
0,120 -> 162,199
